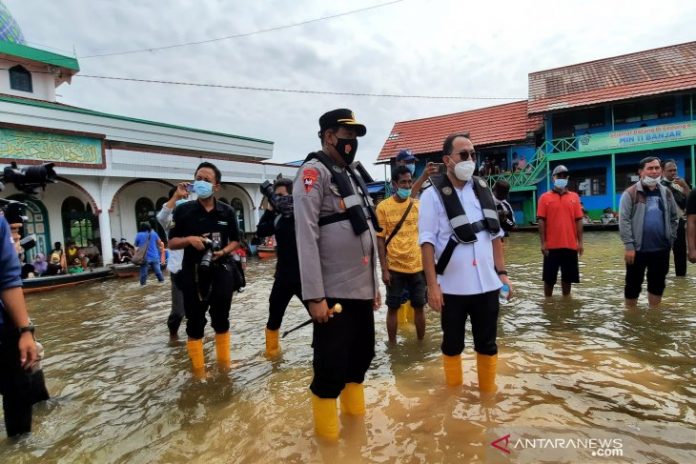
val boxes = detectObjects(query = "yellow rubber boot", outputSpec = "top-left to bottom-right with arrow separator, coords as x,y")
405,300 -> 415,323
340,382 -> 365,416
398,303 -> 408,325
443,354 -> 463,386
215,332 -> 231,369
186,338 -> 206,379
265,328 -> 281,357
311,394 -> 339,440
476,353 -> 498,393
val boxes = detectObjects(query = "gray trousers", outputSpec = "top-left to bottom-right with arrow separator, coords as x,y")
167,271 -> 185,335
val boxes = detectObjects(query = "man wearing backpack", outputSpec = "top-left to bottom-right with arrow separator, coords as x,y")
376,165 -> 426,343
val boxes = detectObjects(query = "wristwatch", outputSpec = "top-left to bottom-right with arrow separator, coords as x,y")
18,324 -> 35,335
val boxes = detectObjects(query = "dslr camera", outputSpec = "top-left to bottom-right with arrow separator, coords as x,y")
1,162 -> 57,195
200,237 -> 222,269
259,180 -> 278,210
0,161 -> 56,252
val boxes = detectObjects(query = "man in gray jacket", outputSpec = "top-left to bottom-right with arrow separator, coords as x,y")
619,156 -> 678,309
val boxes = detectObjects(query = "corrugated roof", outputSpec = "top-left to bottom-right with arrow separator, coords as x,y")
0,40 -> 79,71
528,41 -> 696,114
376,101 -> 542,162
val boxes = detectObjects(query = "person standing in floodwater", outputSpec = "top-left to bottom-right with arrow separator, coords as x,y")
660,159 -> 691,276
537,165 -> 584,297
419,133 -> 512,394
619,156 -> 678,309
293,109 -> 381,440
168,162 -> 240,377
0,214 -> 39,436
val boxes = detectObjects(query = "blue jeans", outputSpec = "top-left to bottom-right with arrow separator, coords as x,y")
140,259 -> 164,285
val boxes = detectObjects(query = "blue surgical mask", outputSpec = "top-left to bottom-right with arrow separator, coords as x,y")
406,164 -> 415,175
396,188 -> 412,199
554,178 -> 568,189
193,180 -> 214,199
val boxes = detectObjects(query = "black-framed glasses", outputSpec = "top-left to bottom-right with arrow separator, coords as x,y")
456,149 -> 477,160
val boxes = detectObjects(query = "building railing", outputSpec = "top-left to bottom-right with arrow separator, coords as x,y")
485,135 -> 579,189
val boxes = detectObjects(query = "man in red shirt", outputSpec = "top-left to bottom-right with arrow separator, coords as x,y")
537,165 -> 584,297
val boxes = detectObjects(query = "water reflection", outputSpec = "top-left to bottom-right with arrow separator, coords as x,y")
1,232 -> 695,463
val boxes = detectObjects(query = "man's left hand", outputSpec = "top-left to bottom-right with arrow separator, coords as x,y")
18,332 -> 37,369
500,274 -> 514,300
577,243 -> 584,257
373,291 -> 381,311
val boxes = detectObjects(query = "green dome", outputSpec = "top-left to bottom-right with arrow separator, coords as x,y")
0,2 -> 26,44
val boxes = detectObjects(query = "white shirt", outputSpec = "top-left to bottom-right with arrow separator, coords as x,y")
418,180 -> 503,295
156,204 -> 183,274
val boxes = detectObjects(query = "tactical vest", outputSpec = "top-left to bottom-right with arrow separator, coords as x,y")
432,174 -> 500,274
304,151 -> 381,235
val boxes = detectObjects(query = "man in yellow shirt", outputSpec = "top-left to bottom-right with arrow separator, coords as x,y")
377,165 -> 426,343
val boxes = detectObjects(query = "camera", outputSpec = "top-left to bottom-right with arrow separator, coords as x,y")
200,237 -> 222,269
1,162 -> 57,195
0,162 -> 58,253
259,180 -> 277,210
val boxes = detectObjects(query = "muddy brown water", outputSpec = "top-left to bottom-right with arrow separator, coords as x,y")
1,232 -> 695,463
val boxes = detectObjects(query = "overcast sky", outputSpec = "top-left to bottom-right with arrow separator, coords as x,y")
5,0 -> 696,178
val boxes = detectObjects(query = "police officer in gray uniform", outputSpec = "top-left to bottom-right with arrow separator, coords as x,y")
293,108 -> 381,440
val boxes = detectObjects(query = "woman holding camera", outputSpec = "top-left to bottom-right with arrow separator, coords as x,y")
168,162 -> 240,377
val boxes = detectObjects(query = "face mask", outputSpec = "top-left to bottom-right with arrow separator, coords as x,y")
274,194 -> 294,217
396,188 -> 412,199
406,164 -> 415,175
193,180 -> 214,199
454,160 -> 476,181
554,178 -> 568,189
642,176 -> 659,188
334,137 -> 358,164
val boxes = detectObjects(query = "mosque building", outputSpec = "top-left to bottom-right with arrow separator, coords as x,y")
0,4 -> 297,265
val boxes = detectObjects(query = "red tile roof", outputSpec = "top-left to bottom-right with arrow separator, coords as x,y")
376,101 -> 542,162
528,41 -> 696,114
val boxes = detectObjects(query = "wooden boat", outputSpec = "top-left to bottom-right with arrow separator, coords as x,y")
110,263 -> 140,278
257,245 -> 276,259
22,267 -> 114,294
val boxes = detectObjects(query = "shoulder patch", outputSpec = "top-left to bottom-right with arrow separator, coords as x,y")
303,167 -> 320,193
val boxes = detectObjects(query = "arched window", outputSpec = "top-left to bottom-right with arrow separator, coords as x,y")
9,65 -> 32,92
62,197 -> 95,247
231,198 -> 245,232
154,196 -> 168,242
135,197 -> 155,231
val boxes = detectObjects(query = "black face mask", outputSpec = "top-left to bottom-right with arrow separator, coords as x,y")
274,194 -> 294,218
334,137 -> 358,165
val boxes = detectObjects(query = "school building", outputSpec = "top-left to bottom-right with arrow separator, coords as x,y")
377,41 -> 696,225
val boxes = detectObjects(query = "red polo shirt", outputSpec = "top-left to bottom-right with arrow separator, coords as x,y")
537,190 -> 583,250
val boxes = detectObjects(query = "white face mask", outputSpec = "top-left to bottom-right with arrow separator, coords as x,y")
642,176 -> 659,188
454,160 -> 476,181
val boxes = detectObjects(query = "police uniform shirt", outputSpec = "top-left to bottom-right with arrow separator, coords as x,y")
293,158 -> 379,301
169,199 -> 240,268
418,179 -> 504,296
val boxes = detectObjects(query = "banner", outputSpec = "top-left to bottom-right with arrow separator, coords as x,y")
0,128 -> 103,164
578,121 -> 696,152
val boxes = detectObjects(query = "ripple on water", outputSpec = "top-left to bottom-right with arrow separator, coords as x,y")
2,233 -> 695,463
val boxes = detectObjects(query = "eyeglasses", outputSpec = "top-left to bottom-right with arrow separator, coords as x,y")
456,149 -> 477,160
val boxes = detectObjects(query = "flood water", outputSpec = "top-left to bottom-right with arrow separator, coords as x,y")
1,232 -> 695,463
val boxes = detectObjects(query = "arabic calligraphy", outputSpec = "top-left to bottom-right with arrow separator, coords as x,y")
0,129 -> 102,164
